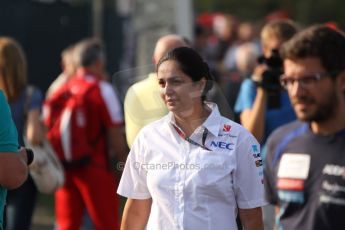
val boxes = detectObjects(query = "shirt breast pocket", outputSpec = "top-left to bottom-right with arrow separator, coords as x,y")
190,149 -> 233,196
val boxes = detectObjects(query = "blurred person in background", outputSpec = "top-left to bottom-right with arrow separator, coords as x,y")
0,90 -> 31,230
46,44 -> 94,230
234,19 -> 298,159
235,42 -> 260,78
124,34 -> 188,148
46,44 -> 77,99
211,14 -> 237,64
222,21 -> 259,72
118,47 -> 266,230
265,24 -> 345,230
224,42 -> 260,122
0,36 -> 44,230
205,14 -> 238,82
44,38 -> 127,230
193,23 -> 209,59
234,20 -> 298,230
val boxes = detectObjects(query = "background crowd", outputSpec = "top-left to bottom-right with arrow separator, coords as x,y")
1,5 -> 345,230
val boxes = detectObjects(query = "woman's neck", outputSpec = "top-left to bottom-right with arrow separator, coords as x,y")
174,104 -> 210,137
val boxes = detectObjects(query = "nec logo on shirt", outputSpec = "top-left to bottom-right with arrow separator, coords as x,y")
210,141 -> 233,150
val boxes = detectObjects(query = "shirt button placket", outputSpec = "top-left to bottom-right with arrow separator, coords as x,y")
173,141 -> 185,228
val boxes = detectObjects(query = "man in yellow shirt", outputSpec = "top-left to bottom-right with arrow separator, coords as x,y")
124,35 -> 188,147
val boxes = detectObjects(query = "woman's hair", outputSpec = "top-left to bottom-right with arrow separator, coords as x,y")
0,37 -> 27,102
156,47 -> 214,101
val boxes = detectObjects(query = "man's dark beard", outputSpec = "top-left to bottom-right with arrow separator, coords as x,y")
298,91 -> 338,122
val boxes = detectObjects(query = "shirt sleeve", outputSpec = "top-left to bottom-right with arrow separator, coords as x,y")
29,88 -> 43,111
264,133 -> 280,205
124,85 -> 142,148
98,81 -> 124,126
0,91 -> 19,153
233,132 -> 268,208
117,131 -> 151,199
234,79 -> 257,114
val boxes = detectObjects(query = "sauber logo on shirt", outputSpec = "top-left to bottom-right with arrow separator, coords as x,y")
223,124 -> 231,132
252,145 -> 259,153
323,164 -> 345,178
210,141 -> 233,150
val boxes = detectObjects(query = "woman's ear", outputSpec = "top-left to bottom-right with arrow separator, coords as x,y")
199,77 -> 207,91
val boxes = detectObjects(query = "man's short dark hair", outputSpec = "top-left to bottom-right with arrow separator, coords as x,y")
280,25 -> 345,73
74,38 -> 104,67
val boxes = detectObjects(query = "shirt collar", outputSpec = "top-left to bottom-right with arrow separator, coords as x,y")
202,102 -> 222,136
166,102 -> 222,137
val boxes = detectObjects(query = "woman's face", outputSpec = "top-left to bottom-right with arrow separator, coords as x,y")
157,60 -> 204,116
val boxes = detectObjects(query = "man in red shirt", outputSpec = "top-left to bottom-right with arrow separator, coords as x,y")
45,38 -> 127,230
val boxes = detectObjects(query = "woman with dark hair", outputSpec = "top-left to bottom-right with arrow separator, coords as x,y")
118,47 -> 266,230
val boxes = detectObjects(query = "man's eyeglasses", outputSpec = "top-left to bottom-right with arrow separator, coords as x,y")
280,72 -> 337,90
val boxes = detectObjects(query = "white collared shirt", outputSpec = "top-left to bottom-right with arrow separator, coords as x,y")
118,103 -> 266,230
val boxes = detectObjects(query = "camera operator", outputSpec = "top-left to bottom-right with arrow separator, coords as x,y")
235,19 -> 298,151
234,19 -> 298,230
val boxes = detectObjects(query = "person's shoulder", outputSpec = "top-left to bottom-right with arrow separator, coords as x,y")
138,114 -> 170,142
124,74 -> 158,103
268,120 -> 305,143
31,85 -> 43,98
238,78 -> 257,96
0,90 -> 6,105
130,73 -> 157,91
98,79 -> 113,90
24,85 -> 43,108
0,91 -> 11,122
272,120 -> 304,136
140,115 -> 168,133
241,78 -> 255,88
235,78 -> 256,111
46,73 -> 68,97
132,115 -> 169,146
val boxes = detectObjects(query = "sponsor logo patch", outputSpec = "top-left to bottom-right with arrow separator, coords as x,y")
252,145 -> 259,153
278,154 -> 310,179
223,124 -> 231,132
277,178 -> 304,191
253,153 -> 261,158
210,141 -> 234,150
255,159 -> 263,167
323,164 -> 345,178
278,190 -> 304,203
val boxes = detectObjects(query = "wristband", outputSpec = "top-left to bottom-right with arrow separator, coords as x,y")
25,148 -> 34,166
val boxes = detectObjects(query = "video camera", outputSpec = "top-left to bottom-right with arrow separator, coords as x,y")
256,49 -> 283,108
